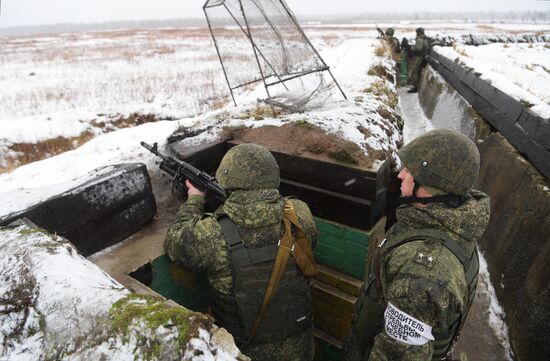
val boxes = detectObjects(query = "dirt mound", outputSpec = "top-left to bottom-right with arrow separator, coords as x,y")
221,122 -> 381,169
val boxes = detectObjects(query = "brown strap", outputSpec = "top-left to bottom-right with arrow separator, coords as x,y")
247,214 -> 294,342
283,201 -> 318,277
374,245 -> 385,300
247,200 -> 318,342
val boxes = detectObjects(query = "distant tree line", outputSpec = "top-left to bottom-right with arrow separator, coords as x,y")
335,11 -> 550,24
0,18 -> 205,36
0,11 -> 548,36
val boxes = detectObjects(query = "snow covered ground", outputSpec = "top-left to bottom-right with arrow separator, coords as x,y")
0,28 -> 402,211
1,23 -> 548,170
436,42 -> 550,118
0,220 -> 244,361
397,87 -> 434,144
0,26 -> 377,170
0,28 -> 227,170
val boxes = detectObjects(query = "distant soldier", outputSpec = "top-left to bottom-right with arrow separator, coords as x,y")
384,27 -> 402,84
164,143 -> 318,361
384,27 -> 401,58
408,27 -> 432,93
343,129 -> 491,361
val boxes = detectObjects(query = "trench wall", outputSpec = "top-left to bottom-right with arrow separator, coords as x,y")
418,62 -> 550,361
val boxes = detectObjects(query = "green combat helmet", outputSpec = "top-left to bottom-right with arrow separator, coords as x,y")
385,27 -> 395,36
215,143 -> 280,190
398,129 -> 480,196
416,27 -> 425,35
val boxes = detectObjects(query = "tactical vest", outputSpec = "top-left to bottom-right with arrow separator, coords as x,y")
209,214 -> 313,346
359,228 -> 479,360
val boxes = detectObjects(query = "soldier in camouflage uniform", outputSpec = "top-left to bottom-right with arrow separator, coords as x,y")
384,28 -> 401,59
384,27 -> 402,85
343,129 -> 490,361
408,27 -> 432,93
164,143 -> 318,361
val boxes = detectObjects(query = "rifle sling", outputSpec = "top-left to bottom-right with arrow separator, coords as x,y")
218,201 -> 317,344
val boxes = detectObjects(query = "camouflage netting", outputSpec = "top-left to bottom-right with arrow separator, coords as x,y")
204,0 -> 335,105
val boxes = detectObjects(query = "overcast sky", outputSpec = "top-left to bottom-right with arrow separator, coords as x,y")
0,0 -> 549,28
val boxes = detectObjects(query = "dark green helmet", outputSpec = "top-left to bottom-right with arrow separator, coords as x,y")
385,27 -> 395,36
416,27 -> 425,35
398,129 -> 480,196
215,143 -> 280,190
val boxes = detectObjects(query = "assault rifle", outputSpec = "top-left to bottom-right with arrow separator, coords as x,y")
141,141 -> 227,202
375,24 -> 385,38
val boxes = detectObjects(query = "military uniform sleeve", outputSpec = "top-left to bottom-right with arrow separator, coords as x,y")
289,198 -> 319,249
411,38 -> 425,55
368,242 -> 464,361
163,194 -> 222,272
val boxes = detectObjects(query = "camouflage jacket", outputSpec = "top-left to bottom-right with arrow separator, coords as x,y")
164,189 -> 318,294
164,189 -> 319,360
411,34 -> 431,57
385,35 -> 401,54
344,190 -> 490,361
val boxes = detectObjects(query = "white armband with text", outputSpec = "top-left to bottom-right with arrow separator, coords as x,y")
384,302 -> 435,346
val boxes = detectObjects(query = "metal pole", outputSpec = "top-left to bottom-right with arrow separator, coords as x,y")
278,0 -> 347,100
231,76 -> 271,90
223,2 -> 288,91
203,2 -> 237,106
239,0 -> 272,99
265,67 -> 328,86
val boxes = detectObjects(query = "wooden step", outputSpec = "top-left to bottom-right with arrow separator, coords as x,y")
314,327 -> 343,350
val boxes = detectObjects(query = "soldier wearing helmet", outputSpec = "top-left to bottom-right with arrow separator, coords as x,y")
384,27 -> 401,60
343,129 -> 490,361
408,27 -> 432,93
164,143 -> 318,361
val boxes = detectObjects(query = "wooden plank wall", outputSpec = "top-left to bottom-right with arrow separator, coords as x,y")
170,140 -> 389,230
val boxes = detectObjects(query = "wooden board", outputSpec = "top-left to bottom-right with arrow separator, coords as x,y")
227,141 -> 387,201
168,140 -> 387,229
280,178 -> 374,230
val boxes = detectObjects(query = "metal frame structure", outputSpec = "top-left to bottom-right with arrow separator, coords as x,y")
203,0 -> 347,106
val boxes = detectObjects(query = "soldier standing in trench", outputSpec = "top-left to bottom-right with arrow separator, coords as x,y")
342,129 -> 491,361
408,27 -> 432,93
384,28 -> 401,57
384,28 -> 402,84
164,143 -> 318,361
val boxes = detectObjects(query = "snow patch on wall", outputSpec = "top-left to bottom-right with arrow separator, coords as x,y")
478,251 -> 515,361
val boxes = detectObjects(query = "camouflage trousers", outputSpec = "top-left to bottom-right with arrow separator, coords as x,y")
408,56 -> 425,88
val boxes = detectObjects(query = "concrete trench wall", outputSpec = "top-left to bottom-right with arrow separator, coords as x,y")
417,64 -> 550,361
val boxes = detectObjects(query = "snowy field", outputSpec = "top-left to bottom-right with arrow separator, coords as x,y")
1,21 -> 548,211
1,22 -> 549,171
0,25 -> 402,214
0,26 -> 363,171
